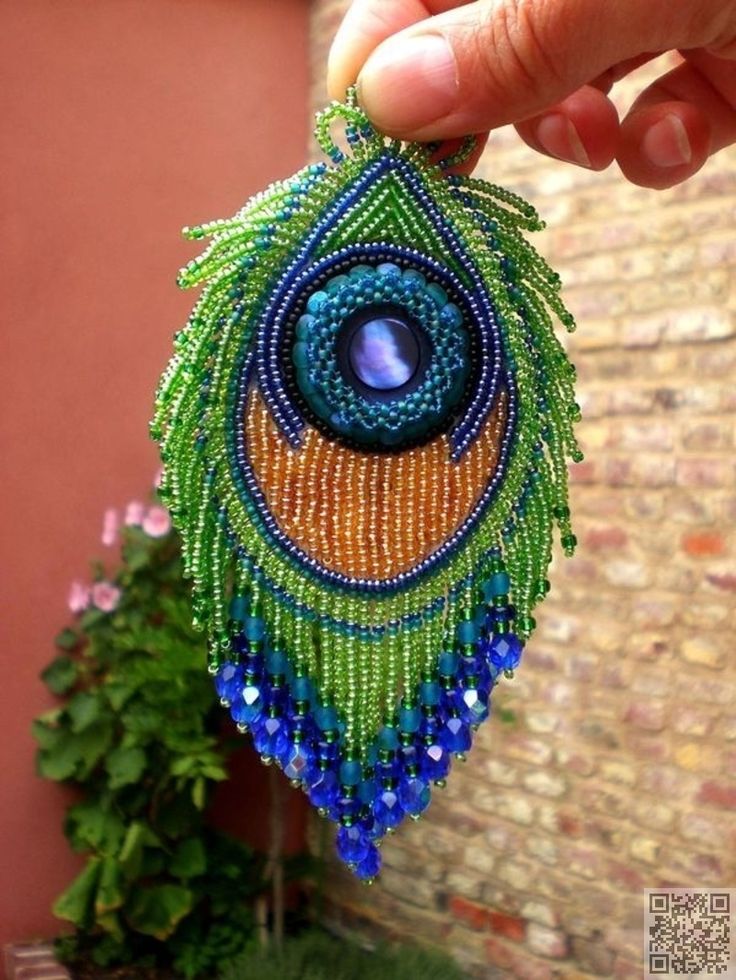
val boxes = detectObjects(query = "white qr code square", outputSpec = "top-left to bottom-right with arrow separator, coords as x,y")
645,889 -> 735,979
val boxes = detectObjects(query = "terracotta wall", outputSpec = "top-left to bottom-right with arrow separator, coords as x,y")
0,0 -> 308,948
310,3 -> 736,978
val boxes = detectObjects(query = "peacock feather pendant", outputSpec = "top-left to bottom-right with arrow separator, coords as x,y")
152,90 -> 582,880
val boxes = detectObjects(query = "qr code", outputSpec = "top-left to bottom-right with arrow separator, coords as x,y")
645,890 -> 735,979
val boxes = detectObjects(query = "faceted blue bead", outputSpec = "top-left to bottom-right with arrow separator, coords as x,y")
333,793 -> 361,824
314,704 -> 339,731
243,652 -> 264,676
487,633 -> 523,671
458,685 -> 490,726
418,715 -> 440,741
355,842 -> 381,880
317,739 -> 339,764
266,686 -> 289,714
419,680 -> 441,706
438,651 -> 459,677
364,744 -> 379,768
398,775 -> 431,815
283,742 -> 317,783
307,769 -> 339,809
339,759 -> 363,786
229,595 -> 249,622
398,704 -> 421,733
231,632 -> 250,654
230,683 -> 264,727
419,743 -> 451,781
439,716 -> 472,753
375,755 -> 401,784
214,662 -> 243,703
252,716 -> 290,762
373,788 -> 404,829
336,824 -> 369,865
456,619 -> 479,644
244,616 -> 265,642
377,726 -> 400,751
459,652 -> 484,679
398,743 -> 419,772
359,813 -> 385,841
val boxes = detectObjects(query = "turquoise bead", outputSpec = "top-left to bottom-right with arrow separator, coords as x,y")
244,616 -> 264,641
456,619 -> 478,644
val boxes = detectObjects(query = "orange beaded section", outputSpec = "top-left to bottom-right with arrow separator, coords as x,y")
244,388 -> 507,580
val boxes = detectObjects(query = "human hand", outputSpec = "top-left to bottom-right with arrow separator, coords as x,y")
327,0 -> 736,187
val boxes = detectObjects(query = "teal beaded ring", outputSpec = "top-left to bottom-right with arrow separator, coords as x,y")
152,89 -> 581,881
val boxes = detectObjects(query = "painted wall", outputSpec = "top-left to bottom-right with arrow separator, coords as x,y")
0,0 -> 309,947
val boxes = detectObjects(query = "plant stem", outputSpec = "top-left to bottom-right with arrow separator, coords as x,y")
268,764 -> 285,948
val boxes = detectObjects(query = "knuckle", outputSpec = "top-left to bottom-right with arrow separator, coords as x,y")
474,0 -> 563,102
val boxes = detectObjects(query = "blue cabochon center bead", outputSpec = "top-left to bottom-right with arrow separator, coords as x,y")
348,316 -> 419,390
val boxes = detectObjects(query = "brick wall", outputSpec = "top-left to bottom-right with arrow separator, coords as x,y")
309,4 -> 736,977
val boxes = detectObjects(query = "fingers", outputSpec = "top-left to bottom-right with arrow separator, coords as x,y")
617,52 -> 736,188
327,0 -> 467,100
515,85 -> 620,171
348,0 -> 720,141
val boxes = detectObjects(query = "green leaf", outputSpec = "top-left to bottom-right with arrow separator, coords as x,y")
95,856 -> 125,915
106,746 -> 146,789
32,712 -> 62,750
169,838 -> 207,879
65,800 -> 125,855
53,857 -> 101,927
55,628 -> 80,651
41,656 -> 78,695
191,776 -> 206,811
118,820 -> 161,880
37,723 -> 112,782
126,884 -> 193,940
156,794 -> 199,839
68,691 -> 102,733
105,681 -> 134,712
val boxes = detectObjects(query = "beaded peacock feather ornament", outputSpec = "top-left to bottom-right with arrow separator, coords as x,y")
152,90 -> 581,881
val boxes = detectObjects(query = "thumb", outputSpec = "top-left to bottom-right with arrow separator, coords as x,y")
354,0 -> 719,139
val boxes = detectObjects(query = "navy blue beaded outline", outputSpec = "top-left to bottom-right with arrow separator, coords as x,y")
252,151 -> 505,462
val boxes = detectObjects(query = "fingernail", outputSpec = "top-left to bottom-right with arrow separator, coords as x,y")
643,113 -> 692,168
358,34 -> 459,133
535,114 -> 591,167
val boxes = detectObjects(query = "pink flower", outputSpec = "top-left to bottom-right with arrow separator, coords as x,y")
124,500 -> 145,526
101,508 -> 120,547
142,505 -> 172,538
91,581 -> 121,613
68,580 -> 91,614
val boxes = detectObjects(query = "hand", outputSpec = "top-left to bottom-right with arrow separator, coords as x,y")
327,0 -> 736,187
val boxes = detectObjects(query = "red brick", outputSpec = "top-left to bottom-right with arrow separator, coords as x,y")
681,531 -> 726,556
697,780 -> 736,809
624,700 -> 666,732
706,572 -> 736,592
488,910 -> 526,942
448,895 -> 490,931
584,525 -> 628,551
485,936 -> 515,970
